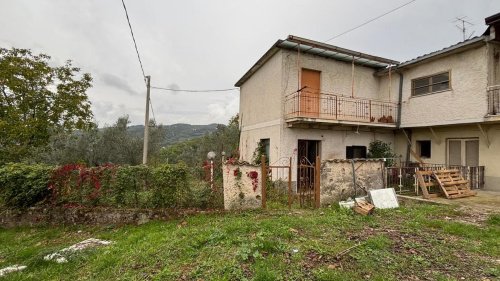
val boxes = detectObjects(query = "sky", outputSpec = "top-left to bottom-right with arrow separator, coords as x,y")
1,0 -> 499,126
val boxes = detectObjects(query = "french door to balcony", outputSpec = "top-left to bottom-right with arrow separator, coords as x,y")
300,69 -> 320,117
447,138 -> 479,166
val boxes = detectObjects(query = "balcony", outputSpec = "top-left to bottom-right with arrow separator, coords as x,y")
487,85 -> 500,116
285,91 -> 398,127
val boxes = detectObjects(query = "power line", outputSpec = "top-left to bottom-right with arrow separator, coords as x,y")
151,86 -> 239,93
120,0 -> 146,84
324,0 -> 417,42
149,98 -> 157,126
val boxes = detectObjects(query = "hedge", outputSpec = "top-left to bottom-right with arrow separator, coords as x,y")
0,163 -> 196,209
0,163 -> 53,208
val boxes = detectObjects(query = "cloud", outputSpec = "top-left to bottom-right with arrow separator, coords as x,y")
2,0 -> 498,126
100,73 -> 139,96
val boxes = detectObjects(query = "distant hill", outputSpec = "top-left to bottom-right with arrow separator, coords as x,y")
127,123 -> 220,146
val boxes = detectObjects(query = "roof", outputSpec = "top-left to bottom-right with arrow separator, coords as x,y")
235,35 -> 399,87
393,36 -> 487,70
485,12 -> 500,25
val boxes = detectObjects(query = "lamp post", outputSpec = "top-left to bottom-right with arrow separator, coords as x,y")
207,151 -> 216,191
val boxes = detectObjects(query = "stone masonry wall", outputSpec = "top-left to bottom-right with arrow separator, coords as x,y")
223,162 -> 262,210
0,207 -> 222,228
320,159 -> 385,205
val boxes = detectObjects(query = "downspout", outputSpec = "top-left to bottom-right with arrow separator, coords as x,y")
397,72 -> 412,164
397,72 -> 403,129
405,129 -> 412,164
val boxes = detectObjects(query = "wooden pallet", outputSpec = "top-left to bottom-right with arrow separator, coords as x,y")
432,169 -> 476,199
416,170 -> 440,199
353,201 -> 375,215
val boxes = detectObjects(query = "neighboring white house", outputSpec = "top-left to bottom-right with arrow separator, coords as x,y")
235,12 -> 500,191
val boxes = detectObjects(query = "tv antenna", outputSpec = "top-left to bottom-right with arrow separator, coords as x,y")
453,16 -> 474,41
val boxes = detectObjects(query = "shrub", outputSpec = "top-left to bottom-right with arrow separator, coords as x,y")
0,163 -> 53,208
151,164 -> 189,208
113,165 -> 150,207
0,162 -> 213,210
367,140 -> 398,166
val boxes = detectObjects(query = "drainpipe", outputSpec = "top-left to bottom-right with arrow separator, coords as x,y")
397,72 -> 404,129
405,129 -> 412,164
396,72 -> 412,165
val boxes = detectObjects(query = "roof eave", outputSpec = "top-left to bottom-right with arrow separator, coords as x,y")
286,35 -> 399,65
485,12 -> 500,26
376,36 -> 488,75
234,40 -> 283,87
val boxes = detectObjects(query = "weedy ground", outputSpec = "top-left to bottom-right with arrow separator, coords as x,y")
0,201 -> 499,280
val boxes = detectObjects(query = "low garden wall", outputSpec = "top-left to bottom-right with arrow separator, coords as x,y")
320,159 -> 385,205
0,207 -> 222,228
222,161 -> 262,210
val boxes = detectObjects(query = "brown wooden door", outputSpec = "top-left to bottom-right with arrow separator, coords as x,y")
300,69 -> 320,117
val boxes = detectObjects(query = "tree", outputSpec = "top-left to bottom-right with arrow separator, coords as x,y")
0,48 -> 93,163
159,114 -> 240,180
35,116 -> 167,166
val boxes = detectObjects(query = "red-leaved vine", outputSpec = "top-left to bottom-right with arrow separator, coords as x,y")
247,171 -> 259,192
49,163 -> 117,206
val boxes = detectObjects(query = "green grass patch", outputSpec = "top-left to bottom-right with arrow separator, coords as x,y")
0,203 -> 498,280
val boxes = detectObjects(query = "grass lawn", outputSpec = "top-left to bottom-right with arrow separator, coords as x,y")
0,202 -> 499,280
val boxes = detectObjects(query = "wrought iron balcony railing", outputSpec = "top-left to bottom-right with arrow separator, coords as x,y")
285,91 -> 398,125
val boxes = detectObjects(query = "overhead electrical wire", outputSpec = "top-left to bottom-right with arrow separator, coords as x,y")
323,0 -> 417,42
151,86 -> 239,93
120,0 -> 147,84
149,98 -> 157,125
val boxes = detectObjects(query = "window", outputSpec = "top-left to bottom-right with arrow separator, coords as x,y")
260,139 -> 270,158
256,139 -> 270,165
447,138 -> 479,166
411,72 -> 450,96
346,146 -> 367,159
416,140 -> 431,158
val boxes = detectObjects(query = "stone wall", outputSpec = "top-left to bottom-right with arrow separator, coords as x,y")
0,207 -> 221,228
320,159 -> 385,205
223,162 -> 262,210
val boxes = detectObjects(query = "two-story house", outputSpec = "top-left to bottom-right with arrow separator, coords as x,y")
235,12 -> 500,191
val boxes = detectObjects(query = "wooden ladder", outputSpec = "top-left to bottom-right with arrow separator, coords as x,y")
432,169 -> 476,199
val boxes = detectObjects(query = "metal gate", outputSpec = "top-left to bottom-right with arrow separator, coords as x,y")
260,155 -> 320,209
298,156 -> 320,208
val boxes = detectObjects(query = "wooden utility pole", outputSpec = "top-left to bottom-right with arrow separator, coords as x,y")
142,75 -> 151,165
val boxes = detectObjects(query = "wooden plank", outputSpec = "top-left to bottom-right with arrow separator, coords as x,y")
353,201 -> 375,215
314,156 -> 321,209
416,170 -> 440,199
448,191 -> 476,199
433,171 -> 451,199
442,180 -> 469,186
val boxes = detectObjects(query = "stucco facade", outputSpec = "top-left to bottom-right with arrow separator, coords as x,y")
238,47 -> 397,183
399,45 -> 489,128
237,27 -> 500,192
394,125 -> 500,191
